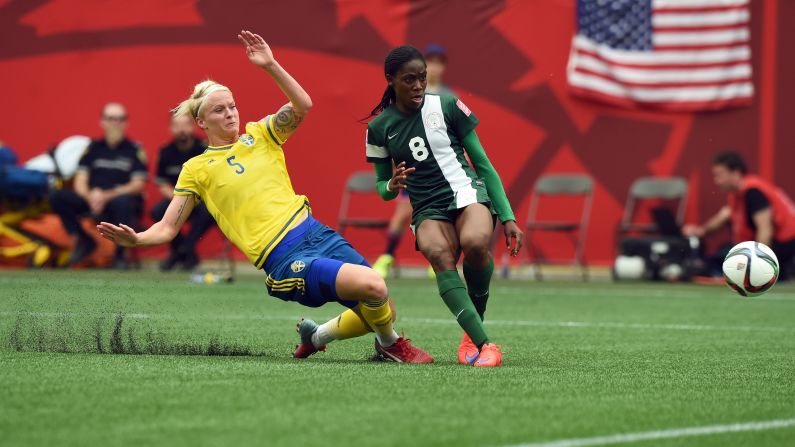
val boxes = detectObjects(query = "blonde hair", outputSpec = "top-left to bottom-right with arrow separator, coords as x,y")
172,80 -> 232,119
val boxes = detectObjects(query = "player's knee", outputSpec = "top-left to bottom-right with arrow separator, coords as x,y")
362,270 -> 389,301
423,246 -> 456,271
462,236 -> 490,263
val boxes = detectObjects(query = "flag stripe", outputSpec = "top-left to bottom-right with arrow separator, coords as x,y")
568,71 -> 753,102
572,36 -> 749,65
654,0 -> 748,9
568,85 -> 752,111
574,68 -> 751,89
653,28 -> 749,46
652,9 -> 748,27
571,53 -> 750,83
575,48 -> 748,69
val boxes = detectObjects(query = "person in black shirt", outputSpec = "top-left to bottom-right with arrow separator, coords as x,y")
50,102 -> 147,268
151,114 -> 213,270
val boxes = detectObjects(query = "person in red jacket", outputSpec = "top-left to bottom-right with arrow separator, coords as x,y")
684,151 -> 795,280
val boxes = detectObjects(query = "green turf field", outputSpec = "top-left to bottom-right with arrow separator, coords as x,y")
1,270 -> 794,447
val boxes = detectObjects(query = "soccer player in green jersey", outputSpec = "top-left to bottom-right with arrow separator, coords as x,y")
365,46 -> 524,367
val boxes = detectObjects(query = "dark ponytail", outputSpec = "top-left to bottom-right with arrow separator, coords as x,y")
365,45 -> 425,120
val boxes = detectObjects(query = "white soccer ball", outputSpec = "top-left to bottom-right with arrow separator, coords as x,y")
722,241 -> 779,297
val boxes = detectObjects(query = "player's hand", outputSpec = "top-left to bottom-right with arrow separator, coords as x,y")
238,30 -> 275,68
388,162 -> 415,191
88,189 -> 108,215
96,222 -> 139,247
682,224 -> 704,238
503,220 -> 524,257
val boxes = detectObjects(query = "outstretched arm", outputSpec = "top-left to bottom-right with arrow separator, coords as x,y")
683,205 -> 731,237
238,30 -> 312,142
97,194 -> 195,247
463,130 -> 523,256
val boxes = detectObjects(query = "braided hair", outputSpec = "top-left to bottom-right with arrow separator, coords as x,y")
366,46 -> 425,119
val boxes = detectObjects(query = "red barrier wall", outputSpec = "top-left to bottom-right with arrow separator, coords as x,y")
1,0 -> 793,265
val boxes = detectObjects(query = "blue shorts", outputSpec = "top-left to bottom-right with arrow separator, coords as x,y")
263,214 -> 369,309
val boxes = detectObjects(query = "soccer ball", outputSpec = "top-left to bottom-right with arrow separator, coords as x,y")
722,241 -> 779,297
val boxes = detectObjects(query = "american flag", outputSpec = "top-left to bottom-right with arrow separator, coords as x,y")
567,0 -> 752,111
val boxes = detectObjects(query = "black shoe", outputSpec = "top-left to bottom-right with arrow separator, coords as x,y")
67,236 -> 96,267
159,251 -> 181,271
181,251 -> 200,271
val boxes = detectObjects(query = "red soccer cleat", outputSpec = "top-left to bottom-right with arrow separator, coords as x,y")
375,337 -> 434,364
473,343 -> 502,367
458,332 -> 479,365
293,318 -> 326,359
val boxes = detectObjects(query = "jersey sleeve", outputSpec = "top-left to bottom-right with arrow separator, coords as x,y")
76,143 -> 95,174
447,96 -> 479,141
173,164 -> 200,200
256,116 -> 286,146
365,126 -> 390,164
745,188 -> 771,214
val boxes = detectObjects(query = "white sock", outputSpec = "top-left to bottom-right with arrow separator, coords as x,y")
376,330 -> 399,347
311,322 -> 336,348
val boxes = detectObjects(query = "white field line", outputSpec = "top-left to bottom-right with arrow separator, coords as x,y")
2,312 -> 793,333
488,287 -> 795,301
504,417 -> 795,447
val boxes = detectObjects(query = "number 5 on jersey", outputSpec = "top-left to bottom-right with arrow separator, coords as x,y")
409,136 -> 428,162
226,155 -> 245,174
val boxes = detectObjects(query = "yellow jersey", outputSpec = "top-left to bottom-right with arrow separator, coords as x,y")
174,117 -> 309,269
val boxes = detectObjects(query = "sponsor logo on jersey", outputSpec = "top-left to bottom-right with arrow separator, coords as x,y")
207,159 -> 215,165
388,132 -> 400,140
456,99 -> 472,116
425,112 -> 442,130
239,134 -> 255,147
291,260 -> 306,273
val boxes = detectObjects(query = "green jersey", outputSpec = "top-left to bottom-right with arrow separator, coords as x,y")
366,94 -> 490,218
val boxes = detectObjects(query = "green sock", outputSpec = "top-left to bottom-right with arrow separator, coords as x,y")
436,270 -> 489,348
463,256 -> 494,321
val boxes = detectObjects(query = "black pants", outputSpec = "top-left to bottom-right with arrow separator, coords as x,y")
49,189 -> 142,259
772,239 -> 795,281
150,198 -> 214,256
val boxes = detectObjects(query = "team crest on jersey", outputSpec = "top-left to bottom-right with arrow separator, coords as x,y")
456,99 -> 472,116
290,260 -> 306,273
425,112 -> 442,130
239,134 -> 254,147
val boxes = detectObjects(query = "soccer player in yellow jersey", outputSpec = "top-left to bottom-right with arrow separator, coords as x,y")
97,30 -> 432,363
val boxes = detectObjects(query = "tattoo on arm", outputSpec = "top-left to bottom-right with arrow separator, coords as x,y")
273,105 -> 303,137
171,198 -> 189,227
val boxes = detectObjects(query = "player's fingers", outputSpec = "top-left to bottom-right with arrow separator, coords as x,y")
97,222 -> 117,232
240,30 -> 255,46
515,232 -> 524,255
404,167 -> 416,174
119,224 -> 135,234
510,235 -> 520,256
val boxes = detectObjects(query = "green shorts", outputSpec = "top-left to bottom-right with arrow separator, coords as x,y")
411,200 -> 497,251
